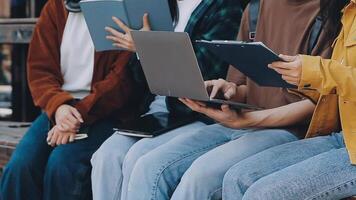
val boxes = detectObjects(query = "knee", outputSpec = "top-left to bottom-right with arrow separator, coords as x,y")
2,155 -> 34,178
223,165 -> 250,194
242,180 -> 283,200
180,161 -> 211,187
91,140 -> 126,169
45,151 -> 73,180
122,141 -> 151,174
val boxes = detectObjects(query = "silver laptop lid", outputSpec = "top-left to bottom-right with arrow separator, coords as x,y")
131,31 -> 210,101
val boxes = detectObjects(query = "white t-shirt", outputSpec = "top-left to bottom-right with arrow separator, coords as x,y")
60,12 -> 95,99
174,0 -> 203,32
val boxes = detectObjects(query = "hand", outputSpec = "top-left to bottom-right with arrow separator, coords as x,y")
179,98 -> 253,129
47,126 -> 76,147
55,104 -> 83,132
268,54 -> 302,86
205,79 -> 238,100
105,13 -> 151,52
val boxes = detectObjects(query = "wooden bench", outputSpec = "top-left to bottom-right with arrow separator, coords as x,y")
0,121 -> 29,174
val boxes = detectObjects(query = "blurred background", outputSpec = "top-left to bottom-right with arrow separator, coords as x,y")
0,0 -> 47,122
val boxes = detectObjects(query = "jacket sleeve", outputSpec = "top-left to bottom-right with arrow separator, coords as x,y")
73,51 -> 134,124
27,0 -> 74,120
300,55 -> 356,102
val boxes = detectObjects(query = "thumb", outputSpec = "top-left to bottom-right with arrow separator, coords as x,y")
221,104 -> 232,113
142,13 -> 151,31
279,54 -> 297,62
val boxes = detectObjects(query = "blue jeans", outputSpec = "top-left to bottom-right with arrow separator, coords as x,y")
90,96 -> 208,200
0,113 -> 115,200
222,132 -> 356,200
125,124 -> 297,200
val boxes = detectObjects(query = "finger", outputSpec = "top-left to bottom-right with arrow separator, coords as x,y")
204,80 -> 214,89
65,114 -> 80,127
279,54 -> 297,62
105,26 -> 126,39
224,87 -> 236,100
210,83 -> 222,99
56,134 -> 63,146
70,108 -> 84,123
106,35 -> 129,44
271,67 -> 293,76
61,135 -> 69,145
113,42 -> 132,50
141,13 -> 151,31
112,16 -> 131,33
50,132 -> 59,147
47,129 -> 54,143
281,75 -> 299,86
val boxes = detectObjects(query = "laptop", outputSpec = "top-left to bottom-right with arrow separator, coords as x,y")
131,31 -> 261,110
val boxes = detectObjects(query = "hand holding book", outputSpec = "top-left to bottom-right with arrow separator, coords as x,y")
105,13 -> 151,52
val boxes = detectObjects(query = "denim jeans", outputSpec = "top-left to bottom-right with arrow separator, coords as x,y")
90,96 -> 208,200
124,124 -> 297,200
222,132 -> 356,200
0,113 -> 115,200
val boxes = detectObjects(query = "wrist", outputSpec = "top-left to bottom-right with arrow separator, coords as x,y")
234,111 -> 264,129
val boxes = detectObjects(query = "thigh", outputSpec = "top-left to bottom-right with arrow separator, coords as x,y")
187,128 -> 297,178
173,129 -> 297,199
244,148 -> 356,200
126,124 -> 238,199
223,133 -> 344,198
7,113 -> 52,170
124,121 -> 207,164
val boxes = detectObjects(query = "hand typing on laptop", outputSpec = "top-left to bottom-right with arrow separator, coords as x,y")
205,79 -> 238,100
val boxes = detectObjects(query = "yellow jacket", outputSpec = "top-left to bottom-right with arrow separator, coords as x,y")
300,0 -> 356,164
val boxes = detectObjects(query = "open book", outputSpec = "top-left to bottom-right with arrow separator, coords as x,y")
80,0 -> 173,51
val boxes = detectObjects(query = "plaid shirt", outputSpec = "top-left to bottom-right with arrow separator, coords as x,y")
130,0 -> 243,115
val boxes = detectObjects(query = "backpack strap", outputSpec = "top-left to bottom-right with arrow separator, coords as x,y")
248,0 -> 260,41
308,15 -> 323,55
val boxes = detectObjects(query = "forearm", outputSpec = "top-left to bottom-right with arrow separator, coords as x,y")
243,99 -> 315,128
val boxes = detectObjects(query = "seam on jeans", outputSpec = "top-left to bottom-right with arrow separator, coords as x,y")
111,170 -> 124,200
149,140 -> 229,200
207,187 -> 222,200
306,178 -> 356,200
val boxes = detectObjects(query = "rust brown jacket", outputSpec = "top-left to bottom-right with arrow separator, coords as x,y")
27,0 -> 136,125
